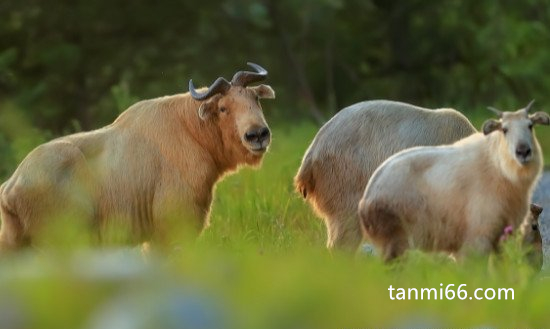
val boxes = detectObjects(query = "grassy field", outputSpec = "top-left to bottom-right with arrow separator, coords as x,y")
1,117 -> 550,329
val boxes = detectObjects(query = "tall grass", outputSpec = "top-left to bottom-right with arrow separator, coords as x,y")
1,120 -> 550,329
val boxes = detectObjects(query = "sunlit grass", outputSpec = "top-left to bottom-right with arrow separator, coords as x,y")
1,115 -> 550,328
201,121 -> 324,251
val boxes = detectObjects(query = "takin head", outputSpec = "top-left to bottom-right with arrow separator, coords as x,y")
482,100 -> 550,167
189,62 -> 275,167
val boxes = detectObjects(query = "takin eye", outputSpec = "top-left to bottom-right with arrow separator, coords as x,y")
502,127 -> 508,134
219,107 -> 227,113
532,223 -> 539,231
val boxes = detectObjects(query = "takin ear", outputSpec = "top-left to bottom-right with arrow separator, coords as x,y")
198,98 -> 219,120
482,119 -> 502,135
530,203 -> 543,217
529,111 -> 550,126
250,84 -> 276,99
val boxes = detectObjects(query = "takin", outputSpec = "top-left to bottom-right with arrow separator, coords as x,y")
294,100 -> 476,251
518,203 -> 543,268
0,62 -> 275,250
498,203 -> 543,268
358,101 -> 549,262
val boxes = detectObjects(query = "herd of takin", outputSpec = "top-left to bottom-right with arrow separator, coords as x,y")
0,63 -> 547,267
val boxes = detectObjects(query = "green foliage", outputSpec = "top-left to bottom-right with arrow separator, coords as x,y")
0,102 -> 51,179
2,1 -> 550,133
110,80 -> 139,114
2,2 -> 550,328
0,124 -> 549,328
201,122 -> 324,250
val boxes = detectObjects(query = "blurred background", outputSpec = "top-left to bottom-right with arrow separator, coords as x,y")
2,1 -> 550,328
2,0 -> 550,179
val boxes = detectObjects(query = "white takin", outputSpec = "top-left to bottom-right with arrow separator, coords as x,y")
294,100 -> 476,251
359,101 -> 549,261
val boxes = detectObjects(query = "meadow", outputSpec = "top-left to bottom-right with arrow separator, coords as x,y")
3,1 -> 550,327
1,115 -> 550,329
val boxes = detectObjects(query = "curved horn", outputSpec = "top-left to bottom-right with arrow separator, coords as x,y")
524,99 -> 536,113
487,106 -> 503,118
189,77 -> 231,101
230,62 -> 268,87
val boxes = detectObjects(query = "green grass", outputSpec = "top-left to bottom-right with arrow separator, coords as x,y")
1,120 -> 550,329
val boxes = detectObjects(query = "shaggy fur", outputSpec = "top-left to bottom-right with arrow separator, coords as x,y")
0,84 -> 275,250
294,100 -> 476,251
359,107 -> 549,262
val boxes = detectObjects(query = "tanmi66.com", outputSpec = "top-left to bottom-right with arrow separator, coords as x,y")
388,284 -> 514,300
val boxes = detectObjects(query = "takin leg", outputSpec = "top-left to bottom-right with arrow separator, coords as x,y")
0,196 -> 31,252
359,200 -> 408,262
303,156 -> 369,253
1,141 -> 96,251
326,212 -> 364,252
314,191 -> 366,252
150,186 -> 207,249
456,235 -> 495,260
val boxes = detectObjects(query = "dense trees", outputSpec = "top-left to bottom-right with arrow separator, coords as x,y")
1,0 -> 550,177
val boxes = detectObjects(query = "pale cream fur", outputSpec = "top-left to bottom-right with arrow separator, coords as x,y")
294,100 -> 476,251
0,84 -> 275,249
358,109 -> 547,262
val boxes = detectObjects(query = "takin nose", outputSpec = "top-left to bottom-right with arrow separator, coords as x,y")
244,127 -> 271,143
516,143 -> 532,161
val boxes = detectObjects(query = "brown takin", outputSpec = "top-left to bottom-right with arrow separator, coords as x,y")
498,203 -> 543,268
358,101 -> 549,262
518,203 -> 543,268
0,62 -> 275,250
294,100 -> 476,251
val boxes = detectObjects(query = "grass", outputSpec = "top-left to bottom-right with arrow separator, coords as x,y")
1,117 -> 550,329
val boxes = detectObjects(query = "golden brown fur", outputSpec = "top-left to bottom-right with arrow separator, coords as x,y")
0,84 -> 275,250
294,100 -> 476,251
359,108 -> 548,262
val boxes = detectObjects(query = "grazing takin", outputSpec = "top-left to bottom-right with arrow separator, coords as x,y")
499,203 -> 543,268
0,62 -> 275,250
358,101 -> 549,262
294,100 -> 476,251
520,203 -> 543,268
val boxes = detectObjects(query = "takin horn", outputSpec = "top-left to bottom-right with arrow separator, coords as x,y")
230,62 -> 268,87
487,106 -> 503,118
189,77 -> 231,101
524,99 -> 536,113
